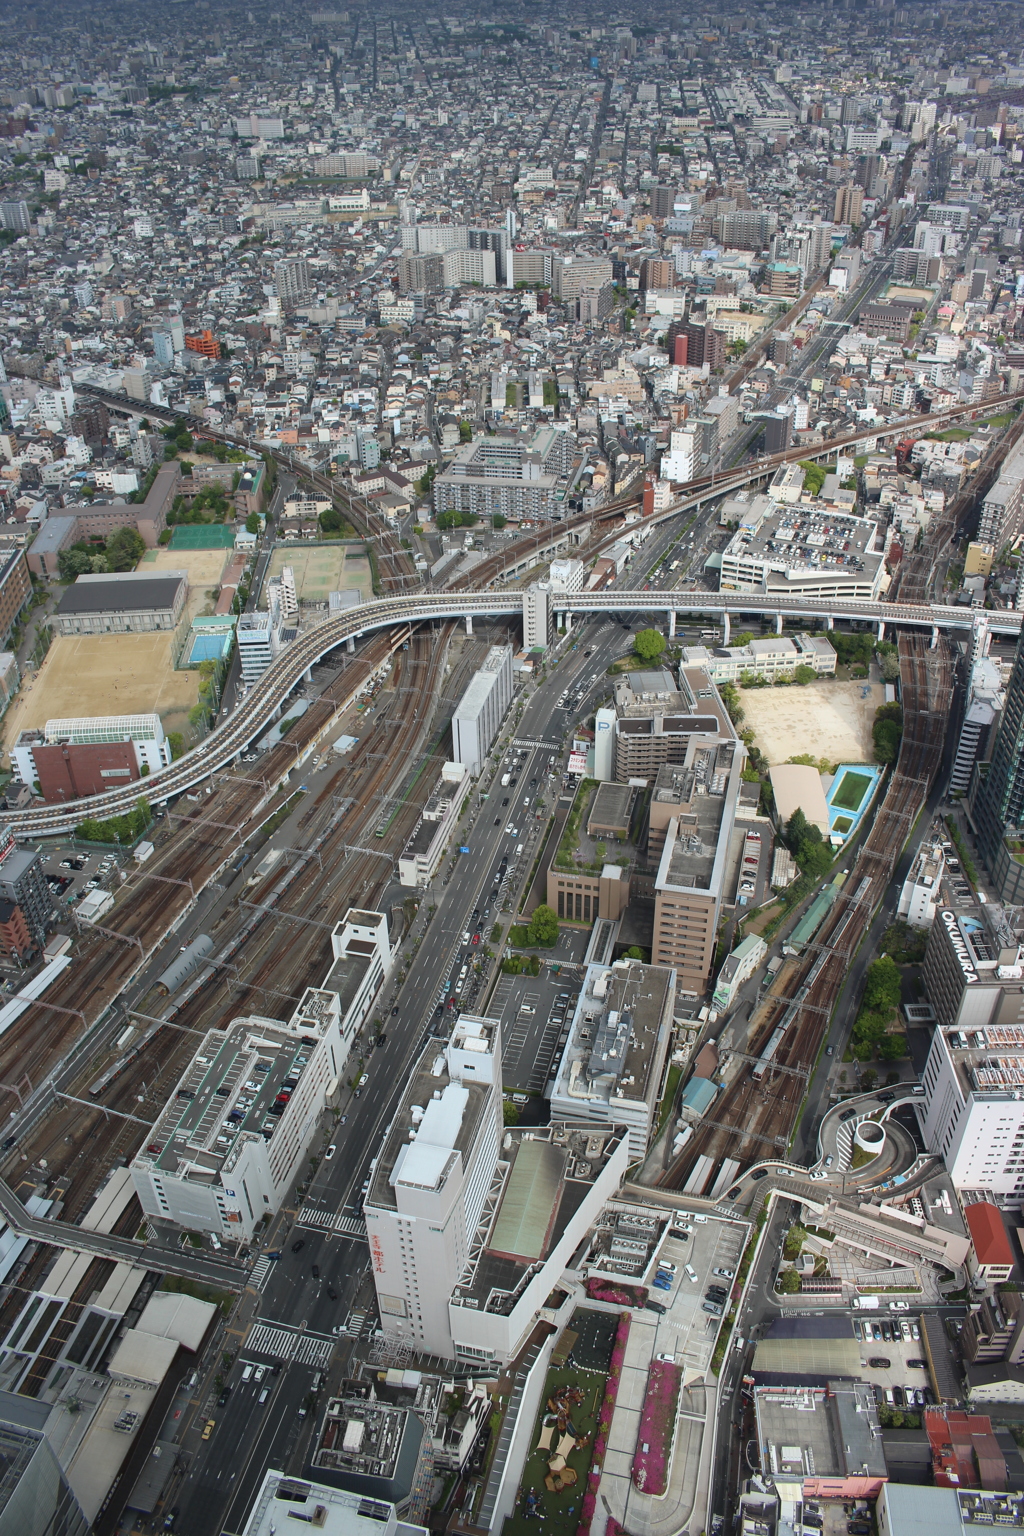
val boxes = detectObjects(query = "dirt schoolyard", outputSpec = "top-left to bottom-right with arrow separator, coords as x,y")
2,632 -> 200,763
739,679 -> 884,765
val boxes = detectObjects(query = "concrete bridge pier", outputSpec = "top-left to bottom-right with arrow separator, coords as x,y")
824,615 -> 834,630
346,636 -> 356,653
465,615 -> 473,635
775,613 -> 783,635
721,612 -> 731,646
668,610 -> 676,639
303,667 -> 313,684
877,620 -> 885,642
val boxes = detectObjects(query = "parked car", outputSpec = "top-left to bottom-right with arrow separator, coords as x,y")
713,1267 -> 734,1279
702,1301 -> 724,1316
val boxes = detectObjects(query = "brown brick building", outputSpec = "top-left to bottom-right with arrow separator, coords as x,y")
30,740 -> 142,802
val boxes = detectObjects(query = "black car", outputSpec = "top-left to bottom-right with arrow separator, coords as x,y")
706,1288 -> 727,1301
291,1239 -> 305,1253
391,1006 -> 399,1017
645,1300 -> 667,1315
312,1264 -> 320,1279
867,1356 -> 890,1369
217,1387 -> 232,1407
327,1286 -> 338,1301
751,1168 -> 768,1180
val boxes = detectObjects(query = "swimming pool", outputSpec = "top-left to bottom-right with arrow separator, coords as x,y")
826,763 -> 882,841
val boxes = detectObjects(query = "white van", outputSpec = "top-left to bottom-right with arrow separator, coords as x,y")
242,1364 -> 254,1382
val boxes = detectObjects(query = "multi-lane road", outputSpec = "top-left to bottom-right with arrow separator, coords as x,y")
169,614 -> 634,1535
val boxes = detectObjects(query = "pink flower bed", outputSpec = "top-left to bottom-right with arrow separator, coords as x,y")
585,1278 -> 648,1307
575,1314 -> 631,1536
605,1522 -> 623,1536
631,1360 -> 682,1496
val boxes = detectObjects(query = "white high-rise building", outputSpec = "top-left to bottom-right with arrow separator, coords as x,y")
522,583 -> 550,651
451,645 -> 513,777
364,1014 -> 630,1365
280,565 -> 298,621
920,1020 -> 1024,1203
364,1017 -> 504,1359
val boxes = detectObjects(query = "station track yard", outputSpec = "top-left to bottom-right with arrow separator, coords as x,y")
0,628 -> 460,1258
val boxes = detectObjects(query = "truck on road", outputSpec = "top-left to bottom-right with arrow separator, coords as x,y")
852,1296 -> 880,1310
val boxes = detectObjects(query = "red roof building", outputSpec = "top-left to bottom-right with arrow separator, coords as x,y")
965,1202 -> 1015,1285
924,1408 -> 1006,1489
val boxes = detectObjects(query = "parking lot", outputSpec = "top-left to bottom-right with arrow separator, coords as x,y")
490,971 -> 580,1094
41,846 -> 126,911
853,1310 -> 935,1408
641,1215 -> 747,1376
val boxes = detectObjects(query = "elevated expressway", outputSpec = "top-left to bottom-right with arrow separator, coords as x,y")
5,586 -> 1020,836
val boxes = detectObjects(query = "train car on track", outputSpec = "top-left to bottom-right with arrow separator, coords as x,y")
682,1153 -> 715,1196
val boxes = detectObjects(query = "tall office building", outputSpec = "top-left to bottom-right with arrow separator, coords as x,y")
273,257 -> 312,310
973,630 -> 1024,902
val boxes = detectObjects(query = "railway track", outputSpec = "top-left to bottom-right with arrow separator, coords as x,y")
4,625 -> 471,1235
0,633 -> 412,1126
665,635 -> 951,1189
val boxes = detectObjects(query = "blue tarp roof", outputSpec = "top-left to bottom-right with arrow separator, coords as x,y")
680,1076 -> 718,1115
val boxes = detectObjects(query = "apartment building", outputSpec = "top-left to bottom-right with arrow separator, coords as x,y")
0,830 -> 52,947
432,428 -> 573,522
131,910 -> 392,1239
977,437 -> 1024,550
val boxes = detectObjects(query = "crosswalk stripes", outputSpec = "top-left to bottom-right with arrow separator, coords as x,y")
296,1205 -> 368,1240
249,1256 -> 273,1291
512,738 -> 556,751
344,1308 -> 367,1338
246,1322 -> 335,1367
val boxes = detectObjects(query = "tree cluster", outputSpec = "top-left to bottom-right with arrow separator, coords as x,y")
76,797 -> 151,846
784,807 -> 833,880
633,627 -> 667,663
526,903 -> 559,946
851,955 -> 906,1062
57,525 -> 146,582
436,509 -> 479,530
873,701 -> 903,766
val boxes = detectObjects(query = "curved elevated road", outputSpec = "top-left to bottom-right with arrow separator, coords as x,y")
7,587 -> 1022,836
